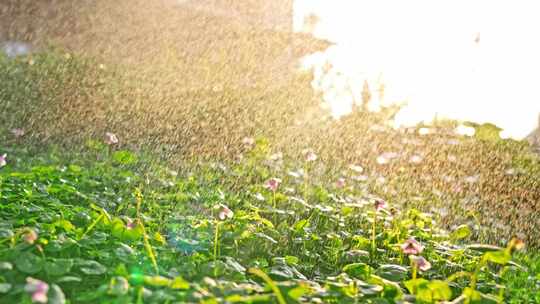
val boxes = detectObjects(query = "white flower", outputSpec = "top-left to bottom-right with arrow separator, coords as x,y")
215,204 -> 234,220
0,154 -> 7,167
11,128 -> 25,137
303,149 -> 317,162
349,164 -> 364,173
105,132 -> 119,145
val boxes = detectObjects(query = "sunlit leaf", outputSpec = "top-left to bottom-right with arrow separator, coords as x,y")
113,150 -> 138,165
451,224 -> 471,240
170,277 -> 190,290
427,280 -> 452,300
483,251 -> 511,265
144,275 -> 171,287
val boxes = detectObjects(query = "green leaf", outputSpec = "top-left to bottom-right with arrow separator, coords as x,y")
108,276 -> 129,296
170,277 -> 190,290
68,165 -> 82,173
78,260 -> 107,275
111,218 -> 126,239
288,284 -> 311,300
375,264 -> 408,282
224,257 -> 246,273
144,275 -> 171,287
284,256 -> 300,266
0,228 -> 14,238
484,251 -> 511,265
427,280 -> 452,300
56,276 -> 82,283
463,287 -> 483,303
293,219 -> 309,232
123,223 -> 144,242
404,278 -> 429,294
15,251 -> 43,274
451,225 -> 471,240
114,243 -> 135,262
113,151 -> 138,165
467,244 -> 504,252
0,283 -> 12,293
368,275 -> 403,300
54,220 -> 75,232
45,259 -> 74,276
343,263 -> 372,279
48,284 -> 66,304
0,261 -> 13,271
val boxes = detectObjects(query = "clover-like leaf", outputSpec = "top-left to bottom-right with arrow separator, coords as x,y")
15,251 -> 43,274
45,259 -> 74,276
79,260 -> 107,275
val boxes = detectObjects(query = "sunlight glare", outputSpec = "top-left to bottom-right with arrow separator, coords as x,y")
294,0 -> 540,139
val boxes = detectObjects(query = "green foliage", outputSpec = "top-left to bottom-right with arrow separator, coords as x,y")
0,138 -> 538,303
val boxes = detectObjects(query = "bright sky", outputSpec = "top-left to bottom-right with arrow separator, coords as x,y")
294,0 -> 540,139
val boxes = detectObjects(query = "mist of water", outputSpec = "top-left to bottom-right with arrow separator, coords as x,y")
294,0 -> 540,139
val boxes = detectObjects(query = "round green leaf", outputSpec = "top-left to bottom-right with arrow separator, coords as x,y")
375,264 -> 408,282
15,251 -> 44,274
79,260 -> 107,275
45,259 -> 74,276
0,283 -> 12,293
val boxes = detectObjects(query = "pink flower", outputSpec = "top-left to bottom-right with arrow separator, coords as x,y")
0,154 -> 6,167
374,199 -> 387,212
23,229 -> 38,244
105,132 -> 119,145
125,218 -> 136,230
25,277 -> 49,303
11,128 -> 25,137
335,177 -> 346,188
401,238 -> 424,255
410,255 -> 432,271
216,204 -> 234,220
265,178 -> 281,192
303,149 -> 317,162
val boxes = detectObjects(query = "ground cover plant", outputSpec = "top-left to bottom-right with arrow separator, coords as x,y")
1,41 -> 540,303
0,137 -> 539,303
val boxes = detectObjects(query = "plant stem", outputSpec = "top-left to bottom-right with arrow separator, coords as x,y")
214,221 -> 220,278
411,260 -> 418,294
272,190 -> 277,223
371,213 -> 377,255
